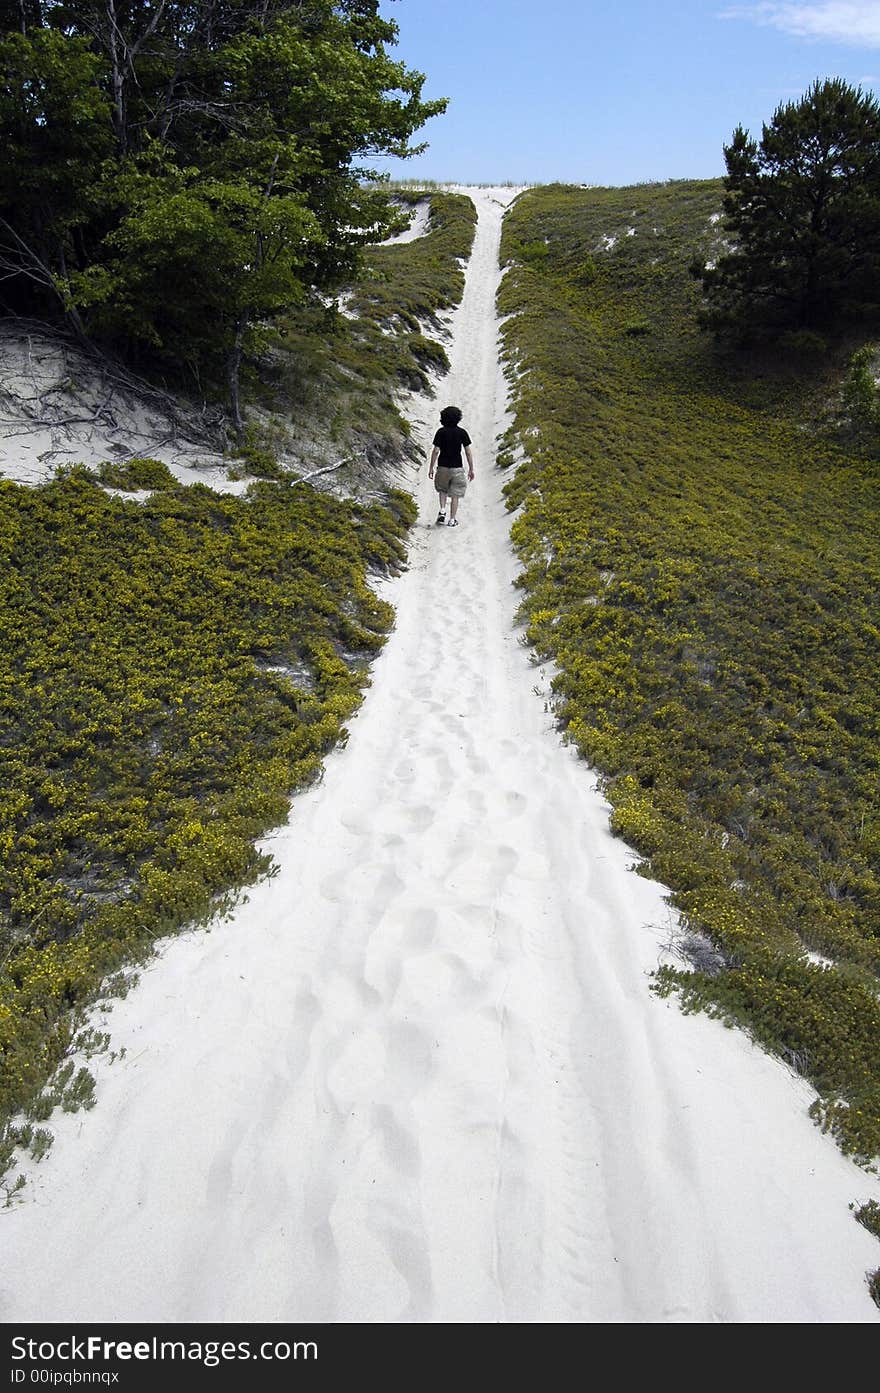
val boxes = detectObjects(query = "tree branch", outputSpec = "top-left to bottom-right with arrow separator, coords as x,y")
291,451 -> 366,487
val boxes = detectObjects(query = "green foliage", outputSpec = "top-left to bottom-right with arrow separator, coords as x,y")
0,26 -> 112,320
777,329 -> 828,358
0,3 -> 446,416
26,1058 -> 96,1121
697,79 -> 880,338
854,1199 -> 880,1240
500,181 -> 880,1160
517,239 -> 551,267
841,345 -> 880,444
29,1127 -> 52,1162
234,439 -> 285,482
2,1120 -> 52,1167
96,458 -> 176,491
854,1200 -> 880,1307
2,1173 -> 25,1206
0,463 -> 414,1128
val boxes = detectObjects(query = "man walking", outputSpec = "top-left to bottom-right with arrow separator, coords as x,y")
428,405 -> 474,526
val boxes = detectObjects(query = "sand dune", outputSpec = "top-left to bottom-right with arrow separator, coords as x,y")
3,187 -> 878,1323
0,329 -> 239,493
382,198 -> 432,245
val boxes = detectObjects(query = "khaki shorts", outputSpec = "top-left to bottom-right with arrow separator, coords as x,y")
435,465 -> 466,498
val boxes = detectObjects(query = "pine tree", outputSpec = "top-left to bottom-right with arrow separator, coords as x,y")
697,79 -> 880,338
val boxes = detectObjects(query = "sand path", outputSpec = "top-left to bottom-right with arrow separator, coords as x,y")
3,188 -> 878,1324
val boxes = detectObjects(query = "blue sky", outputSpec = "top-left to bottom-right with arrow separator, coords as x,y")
374,0 -> 880,185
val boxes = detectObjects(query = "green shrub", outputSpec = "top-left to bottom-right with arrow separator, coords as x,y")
519,239 -> 550,266
854,1200 -> 880,1307
854,1199 -> 880,1240
236,445 -> 284,480
841,345 -> 880,437
778,329 -> 828,356
96,458 -> 175,491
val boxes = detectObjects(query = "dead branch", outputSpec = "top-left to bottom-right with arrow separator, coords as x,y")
291,451 -> 366,487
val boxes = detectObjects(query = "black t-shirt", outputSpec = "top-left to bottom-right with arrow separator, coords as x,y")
433,424 -> 471,468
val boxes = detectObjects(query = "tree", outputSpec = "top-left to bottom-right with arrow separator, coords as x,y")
696,79 -> 880,337
0,2 -> 446,429
0,26 -> 113,338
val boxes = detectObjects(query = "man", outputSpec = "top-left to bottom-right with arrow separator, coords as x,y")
428,405 -> 474,526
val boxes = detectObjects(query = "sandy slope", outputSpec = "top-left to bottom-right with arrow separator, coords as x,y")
383,198 -> 432,245
3,188 -> 879,1324
0,330 -> 240,493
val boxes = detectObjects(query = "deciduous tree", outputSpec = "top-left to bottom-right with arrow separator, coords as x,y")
0,2 -> 445,428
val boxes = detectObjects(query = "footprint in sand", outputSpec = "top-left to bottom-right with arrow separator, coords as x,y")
366,865 -> 406,914
407,804 -> 435,833
439,951 -> 491,1006
391,760 -> 417,785
404,907 -> 437,951
284,983 -> 321,1083
324,1024 -> 386,1110
488,843 -> 518,877
371,1102 -> 421,1180
384,1020 -> 435,1099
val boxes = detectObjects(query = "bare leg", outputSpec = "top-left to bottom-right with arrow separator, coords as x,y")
449,495 -> 460,520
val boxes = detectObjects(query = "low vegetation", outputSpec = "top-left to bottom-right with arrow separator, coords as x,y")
499,181 -> 880,1162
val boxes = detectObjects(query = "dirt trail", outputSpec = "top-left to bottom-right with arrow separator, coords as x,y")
2,188 -> 878,1323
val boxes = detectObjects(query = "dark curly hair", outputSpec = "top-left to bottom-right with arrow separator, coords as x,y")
439,405 -> 463,426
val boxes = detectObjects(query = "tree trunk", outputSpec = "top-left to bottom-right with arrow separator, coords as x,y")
56,241 -> 91,347
227,317 -> 247,441
106,0 -> 128,155
803,255 -> 820,327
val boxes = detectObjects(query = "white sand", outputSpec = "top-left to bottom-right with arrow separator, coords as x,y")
3,188 -> 879,1324
382,200 -> 432,245
0,331 -> 244,493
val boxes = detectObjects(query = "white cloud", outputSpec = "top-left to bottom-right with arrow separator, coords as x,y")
720,3 -> 880,47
